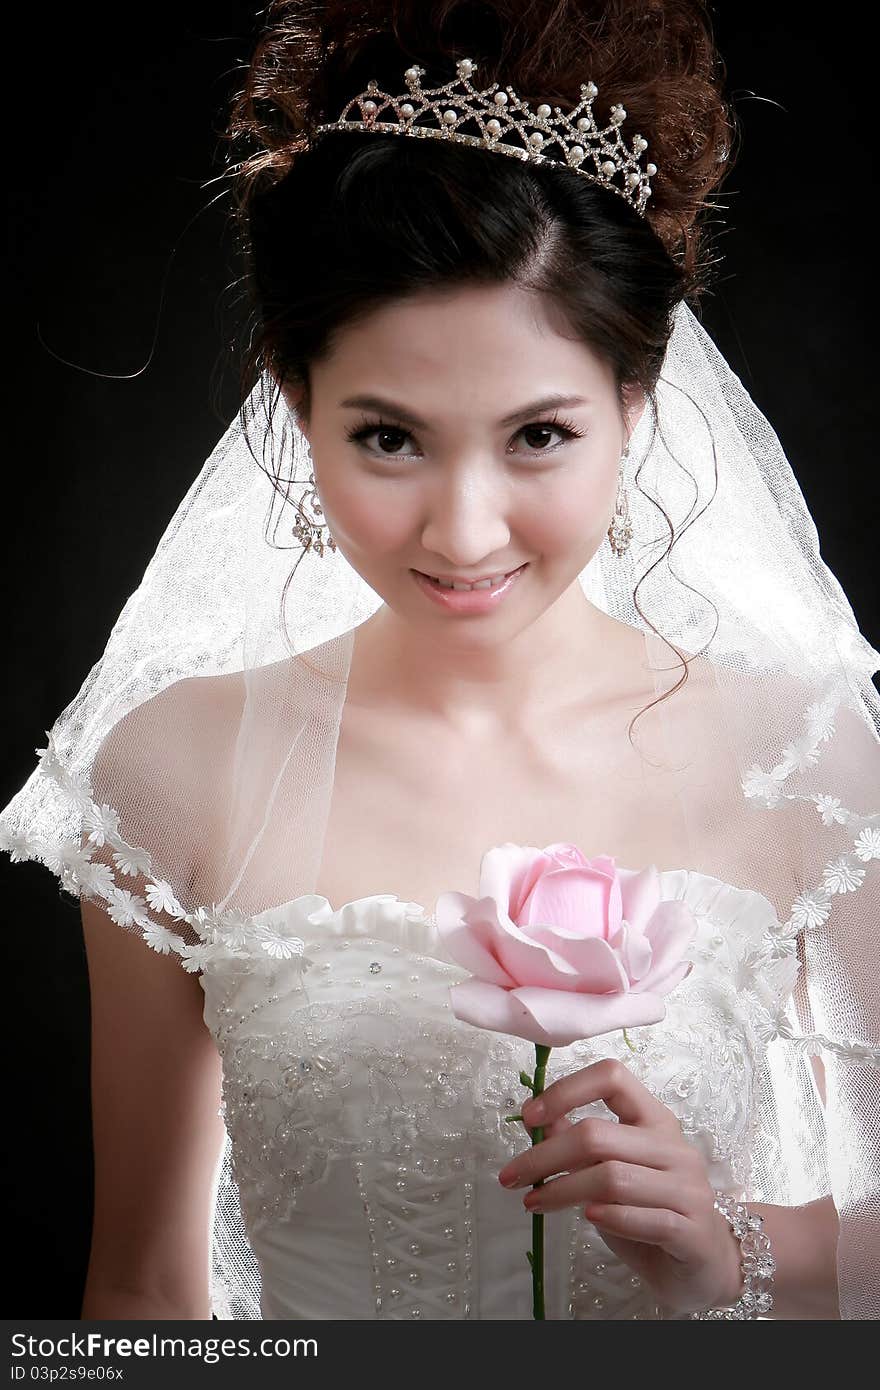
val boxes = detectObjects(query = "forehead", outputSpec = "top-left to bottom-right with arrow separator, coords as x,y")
311,282 -> 615,410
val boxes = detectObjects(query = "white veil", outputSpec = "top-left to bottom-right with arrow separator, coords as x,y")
2,299 -> 878,1319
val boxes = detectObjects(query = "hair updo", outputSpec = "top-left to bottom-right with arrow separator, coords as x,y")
224,0 -> 736,732
226,0 -> 735,419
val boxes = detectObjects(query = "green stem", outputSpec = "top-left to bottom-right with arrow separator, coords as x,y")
529,1043 -> 552,1320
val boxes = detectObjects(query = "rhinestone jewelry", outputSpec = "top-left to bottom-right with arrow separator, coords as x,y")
291,449 -> 337,556
313,57 -> 656,216
607,448 -> 633,557
690,1192 -> 776,1319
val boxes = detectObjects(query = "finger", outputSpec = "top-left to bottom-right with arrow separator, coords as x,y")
522,1109 -> 569,1137
521,1162 -> 701,1226
541,1114 -> 572,1140
583,1202 -> 693,1259
500,1115 -> 697,1188
521,1057 -> 677,1132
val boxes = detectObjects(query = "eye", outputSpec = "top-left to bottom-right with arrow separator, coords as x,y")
344,411 -> 586,461
345,419 -> 418,458
513,416 -> 586,455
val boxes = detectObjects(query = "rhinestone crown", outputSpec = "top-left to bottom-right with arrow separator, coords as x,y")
313,57 -> 656,215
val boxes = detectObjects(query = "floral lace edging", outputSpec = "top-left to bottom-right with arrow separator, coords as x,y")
2,724 -> 879,1069
0,732 -> 310,974
739,686 -> 879,940
735,684 -> 880,1067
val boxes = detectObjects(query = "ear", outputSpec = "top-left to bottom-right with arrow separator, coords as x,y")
275,377 -> 311,445
622,382 -> 647,443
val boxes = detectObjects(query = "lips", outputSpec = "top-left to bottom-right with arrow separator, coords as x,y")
417,565 -> 523,588
411,563 -> 527,611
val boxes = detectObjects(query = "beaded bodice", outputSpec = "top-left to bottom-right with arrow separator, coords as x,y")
199,869 -> 801,1320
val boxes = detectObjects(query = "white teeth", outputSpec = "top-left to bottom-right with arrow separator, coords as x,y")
433,573 -> 508,591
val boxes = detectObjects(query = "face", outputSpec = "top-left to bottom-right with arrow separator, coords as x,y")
284,282 -> 644,647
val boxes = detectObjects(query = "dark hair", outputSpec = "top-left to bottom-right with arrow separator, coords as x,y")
223,0 -> 737,739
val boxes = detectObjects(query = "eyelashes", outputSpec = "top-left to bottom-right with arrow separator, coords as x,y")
343,410 -> 587,461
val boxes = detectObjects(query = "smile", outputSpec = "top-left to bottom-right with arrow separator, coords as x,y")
422,570 -> 514,591
411,564 -> 528,612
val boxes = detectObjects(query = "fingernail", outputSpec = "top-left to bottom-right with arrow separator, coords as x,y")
524,1098 -> 546,1123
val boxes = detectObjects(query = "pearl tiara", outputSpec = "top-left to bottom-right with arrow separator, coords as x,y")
312,56 -> 657,215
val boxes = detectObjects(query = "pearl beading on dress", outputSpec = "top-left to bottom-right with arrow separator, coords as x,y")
354,1156 -> 476,1318
200,880 -> 809,1319
566,1205 -> 658,1318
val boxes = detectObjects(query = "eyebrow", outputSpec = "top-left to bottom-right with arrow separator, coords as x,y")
338,392 -> 592,429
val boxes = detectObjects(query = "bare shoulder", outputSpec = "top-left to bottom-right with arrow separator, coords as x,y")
92,670 -> 244,784
87,650 -> 342,915
87,670 -> 246,911
637,637 -> 825,723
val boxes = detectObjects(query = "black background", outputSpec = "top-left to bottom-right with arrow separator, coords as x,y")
4,3 -> 878,1315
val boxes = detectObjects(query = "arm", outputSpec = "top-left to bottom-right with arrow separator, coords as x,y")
736,938 -> 838,1319
740,937 -> 840,1319
739,1197 -> 840,1320
79,895 -> 227,1320
750,812 -> 877,1323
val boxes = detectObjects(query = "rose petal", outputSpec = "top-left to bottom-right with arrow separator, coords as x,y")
578,853 -> 619,879
607,919 -> 653,982
480,843 -> 554,923
448,978 -> 549,1043
638,900 -> 698,991
633,958 -> 693,997
524,926 -> 631,992
617,864 -> 662,933
520,865 -> 619,938
434,892 -> 517,986
487,914 -> 584,989
447,978 -> 666,1047
542,842 -> 592,869
438,892 -> 599,991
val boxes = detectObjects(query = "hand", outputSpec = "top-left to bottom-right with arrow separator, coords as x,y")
496,1057 -> 743,1317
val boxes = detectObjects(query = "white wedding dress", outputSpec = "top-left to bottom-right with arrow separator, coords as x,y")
199,867 -> 807,1320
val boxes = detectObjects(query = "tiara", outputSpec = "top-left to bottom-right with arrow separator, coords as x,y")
312,56 -> 657,216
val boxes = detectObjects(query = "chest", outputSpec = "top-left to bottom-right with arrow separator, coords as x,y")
313,696 -> 705,913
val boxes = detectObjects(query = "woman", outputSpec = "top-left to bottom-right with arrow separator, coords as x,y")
3,0 -> 878,1320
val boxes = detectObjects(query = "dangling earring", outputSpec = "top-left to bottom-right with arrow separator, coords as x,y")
607,446 -> 633,557
292,447 -> 337,557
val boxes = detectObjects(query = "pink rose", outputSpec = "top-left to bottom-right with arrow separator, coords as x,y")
435,843 -> 697,1047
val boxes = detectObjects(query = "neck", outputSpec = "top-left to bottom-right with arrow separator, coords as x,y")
348,579 -> 636,735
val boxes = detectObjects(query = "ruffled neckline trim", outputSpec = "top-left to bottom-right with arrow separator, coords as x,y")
204,870 -> 880,1066
245,866 -> 785,965
252,890 -> 448,962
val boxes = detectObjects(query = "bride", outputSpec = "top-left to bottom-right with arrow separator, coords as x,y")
3,0 -> 878,1321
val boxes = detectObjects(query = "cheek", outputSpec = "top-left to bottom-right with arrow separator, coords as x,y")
317,472 -> 413,553
529,467 -> 618,553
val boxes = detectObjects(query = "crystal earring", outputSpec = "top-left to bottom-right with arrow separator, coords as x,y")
291,448 -> 337,557
607,447 -> 633,557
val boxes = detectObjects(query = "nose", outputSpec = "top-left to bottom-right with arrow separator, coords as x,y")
419,468 -> 511,566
